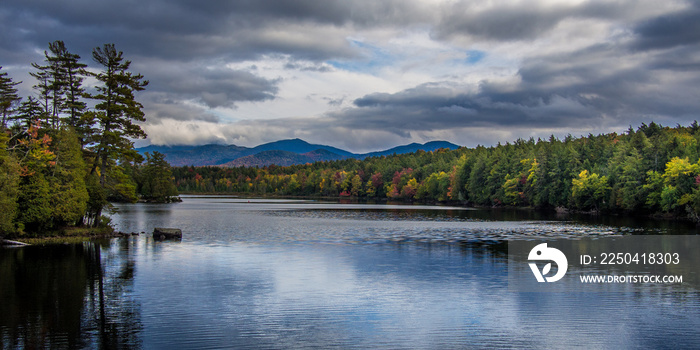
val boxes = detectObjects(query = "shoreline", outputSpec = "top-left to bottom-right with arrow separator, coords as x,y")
0,227 -> 139,246
179,192 -> 700,225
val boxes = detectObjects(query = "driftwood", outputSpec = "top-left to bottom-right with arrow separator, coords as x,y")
153,228 -> 182,240
1,239 -> 30,246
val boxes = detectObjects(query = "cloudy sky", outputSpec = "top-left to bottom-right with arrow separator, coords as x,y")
1,0 -> 699,152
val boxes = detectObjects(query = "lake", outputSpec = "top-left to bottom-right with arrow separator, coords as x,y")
1,196 -> 699,349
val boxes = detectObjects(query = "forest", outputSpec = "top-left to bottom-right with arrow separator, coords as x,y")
172,122 -> 700,221
0,41 -> 177,236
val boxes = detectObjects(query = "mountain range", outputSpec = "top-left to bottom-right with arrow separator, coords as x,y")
136,138 -> 460,167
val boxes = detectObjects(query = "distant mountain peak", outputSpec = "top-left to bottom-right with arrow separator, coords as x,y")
137,139 -> 460,167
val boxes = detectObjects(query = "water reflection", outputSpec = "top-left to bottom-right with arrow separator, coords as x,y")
0,239 -> 144,349
1,197 -> 699,349
0,244 -> 91,349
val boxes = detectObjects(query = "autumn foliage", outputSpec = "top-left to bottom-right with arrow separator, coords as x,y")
172,122 -> 700,221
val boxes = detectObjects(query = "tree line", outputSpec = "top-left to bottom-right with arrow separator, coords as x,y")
0,40 -> 177,236
172,122 -> 700,221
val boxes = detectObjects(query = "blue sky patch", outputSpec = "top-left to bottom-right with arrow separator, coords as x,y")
465,50 -> 485,64
328,39 -> 394,73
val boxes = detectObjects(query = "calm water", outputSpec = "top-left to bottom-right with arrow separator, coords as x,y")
1,196 -> 699,349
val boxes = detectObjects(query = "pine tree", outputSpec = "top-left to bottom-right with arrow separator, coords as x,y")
85,43 -> 148,224
55,41 -> 88,132
139,151 -> 179,202
12,96 -> 46,130
28,41 -> 88,132
0,66 -> 21,129
30,42 -> 68,128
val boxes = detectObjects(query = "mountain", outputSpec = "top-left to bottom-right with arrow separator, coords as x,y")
136,144 -> 248,167
304,148 -> 350,162
360,141 -> 459,158
136,139 -> 460,167
219,149 -> 350,168
247,138 -> 354,157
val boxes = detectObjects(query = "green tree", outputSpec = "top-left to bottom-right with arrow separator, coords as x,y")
139,151 -> 179,202
659,157 -> 700,212
417,171 -> 450,201
350,174 -> 363,197
30,41 -> 72,128
87,43 -> 148,185
0,66 -> 21,129
0,132 -> 20,234
83,173 -> 107,227
14,125 -> 56,232
17,170 -> 52,232
468,152 -> 490,204
571,170 -> 610,212
85,43 -> 148,224
106,166 -> 139,203
617,148 -> 647,211
48,127 -> 89,226
55,41 -> 88,130
12,96 -> 46,130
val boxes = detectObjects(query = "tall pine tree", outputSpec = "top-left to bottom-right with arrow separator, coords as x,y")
85,43 -> 148,225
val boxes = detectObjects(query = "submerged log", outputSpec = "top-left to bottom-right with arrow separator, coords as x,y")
153,228 -> 182,240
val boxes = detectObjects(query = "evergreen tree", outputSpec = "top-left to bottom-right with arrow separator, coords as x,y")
48,41 -> 89,138
30,41 -> 70,128
0,66 -> 21,129
14,124 -> 56,232
0,132 -> 20,234
12,96 -> 45,130
87,43 -> 148,181
85,43 -> 148,224
29,68 -> 51,125
49,127 -> 89,226
139,151 -> 179,202
16,169 -> 52,232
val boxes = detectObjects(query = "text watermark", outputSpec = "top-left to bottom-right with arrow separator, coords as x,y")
508,235 -> 700,292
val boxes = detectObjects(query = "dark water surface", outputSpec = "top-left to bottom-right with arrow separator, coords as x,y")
1,196 -> 699,349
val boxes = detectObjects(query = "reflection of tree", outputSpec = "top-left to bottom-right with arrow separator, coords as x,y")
0,239 -> 143,349
0,244 -> 88,348
83,238 -> 142,349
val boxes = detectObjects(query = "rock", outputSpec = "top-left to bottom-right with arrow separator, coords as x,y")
153,227 -> 182,240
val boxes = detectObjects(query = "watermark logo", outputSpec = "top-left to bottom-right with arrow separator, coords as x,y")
528,243 -> 568,282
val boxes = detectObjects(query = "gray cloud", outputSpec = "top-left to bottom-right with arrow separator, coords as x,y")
284,61 -> 334,73
432,1 -> 632,42
329,12 -> 700,136
140,61 -> 279,109
141,92 -> 220,123
632,5 -> 700,51
2,0 -> 699,149
0,0 -> 432,65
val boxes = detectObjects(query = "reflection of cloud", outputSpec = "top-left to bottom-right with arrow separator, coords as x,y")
115,201 -> 700,348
